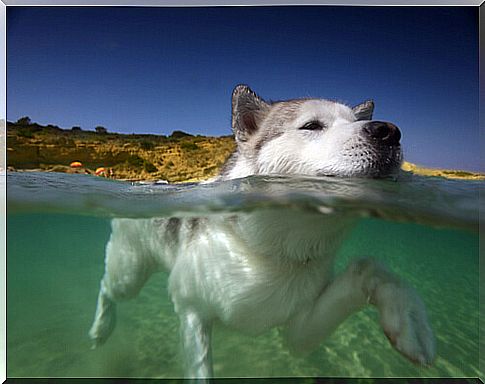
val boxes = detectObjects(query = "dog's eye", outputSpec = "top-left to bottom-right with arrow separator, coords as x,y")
299,121 -> 325,131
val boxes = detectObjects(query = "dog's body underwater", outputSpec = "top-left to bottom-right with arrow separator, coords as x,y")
89,85 -> 435,378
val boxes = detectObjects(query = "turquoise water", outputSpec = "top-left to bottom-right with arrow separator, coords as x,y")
7,172 -> 482,378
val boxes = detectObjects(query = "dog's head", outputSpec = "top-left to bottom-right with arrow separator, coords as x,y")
231,85 -> 403,178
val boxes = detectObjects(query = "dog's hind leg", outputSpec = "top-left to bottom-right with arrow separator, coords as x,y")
285,257 -> 435,366
89,219 -> 158,348
89,277 -> 117,348
178,309 -> 213,381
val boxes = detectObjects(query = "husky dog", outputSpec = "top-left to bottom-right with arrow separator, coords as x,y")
89,85 -> 435,378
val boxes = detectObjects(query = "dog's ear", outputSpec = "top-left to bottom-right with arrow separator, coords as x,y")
352,100 -> 374,121
232,85 -> 269,142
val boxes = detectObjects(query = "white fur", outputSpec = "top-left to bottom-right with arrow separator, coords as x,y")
89,89 -> 434,380
226,98 -> 402,179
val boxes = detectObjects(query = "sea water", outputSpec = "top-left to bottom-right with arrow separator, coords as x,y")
6,171 -> 483,378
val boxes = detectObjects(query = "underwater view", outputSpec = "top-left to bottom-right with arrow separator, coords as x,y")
6,171 -> 482,379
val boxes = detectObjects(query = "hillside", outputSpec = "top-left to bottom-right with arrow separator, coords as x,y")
6,122 -> 235,182
6,121 -> 484,182
401,162 -> 484,181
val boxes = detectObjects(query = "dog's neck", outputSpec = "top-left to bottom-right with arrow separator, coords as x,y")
233,208 -> 355,265
218,150 -> 256,181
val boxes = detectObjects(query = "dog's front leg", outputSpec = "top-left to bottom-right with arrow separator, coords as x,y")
179,309 -> 213,381
285,257 -> 435,366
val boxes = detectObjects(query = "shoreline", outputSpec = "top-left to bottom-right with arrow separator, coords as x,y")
7,162 -> 485,183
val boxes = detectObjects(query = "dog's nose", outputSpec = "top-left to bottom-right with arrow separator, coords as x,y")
363,121 -> 401,145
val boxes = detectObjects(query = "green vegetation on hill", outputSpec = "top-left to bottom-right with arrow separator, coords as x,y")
6,120 -> 235,182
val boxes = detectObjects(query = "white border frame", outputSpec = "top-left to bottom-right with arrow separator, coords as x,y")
0,0 -> 483,5
1,2 -> 6,383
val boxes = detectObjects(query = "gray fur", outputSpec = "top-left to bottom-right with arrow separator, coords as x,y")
231,84 -> 270,142
166,217 -> 181,244
352,100 -> 374,121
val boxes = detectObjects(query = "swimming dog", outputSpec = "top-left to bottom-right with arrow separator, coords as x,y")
89,85 -> 435,378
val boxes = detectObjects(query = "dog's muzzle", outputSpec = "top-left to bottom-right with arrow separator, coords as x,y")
362,121 -> 401,146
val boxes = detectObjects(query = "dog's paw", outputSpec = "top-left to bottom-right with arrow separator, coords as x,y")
88,301 -> 116,349
377,283 -> 435,366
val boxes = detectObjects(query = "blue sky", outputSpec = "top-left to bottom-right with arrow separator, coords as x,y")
7,7 -> 480,171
